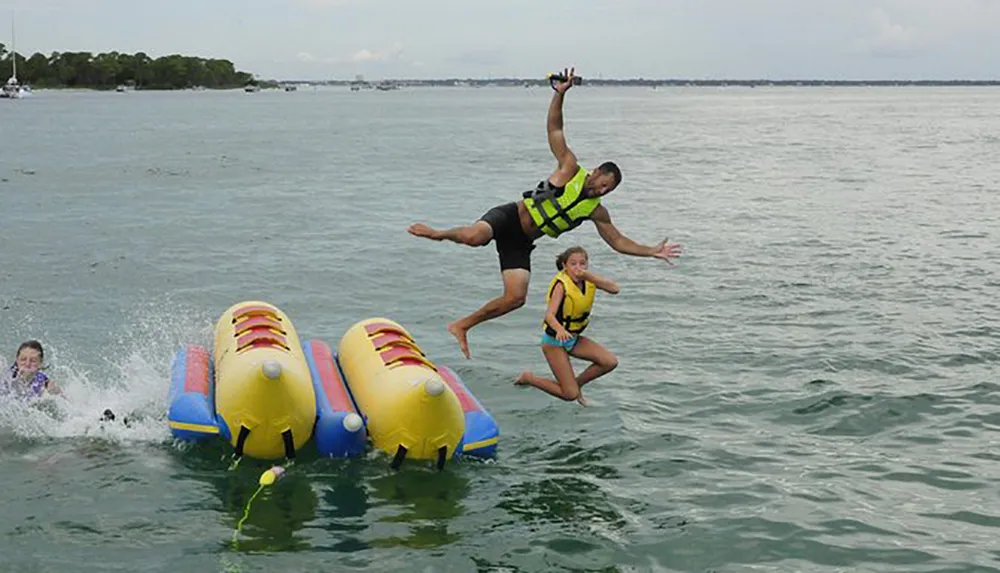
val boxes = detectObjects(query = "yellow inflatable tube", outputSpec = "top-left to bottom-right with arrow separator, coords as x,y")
337,318 -> 464,467
213,301 -> 317,460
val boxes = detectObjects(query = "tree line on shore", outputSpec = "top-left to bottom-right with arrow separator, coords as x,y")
0,46 -> 256,89
3,45 -> 996,89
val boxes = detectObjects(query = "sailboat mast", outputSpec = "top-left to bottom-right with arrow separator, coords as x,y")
10,13 -> 16,80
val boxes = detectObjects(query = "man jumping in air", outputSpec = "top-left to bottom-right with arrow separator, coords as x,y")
407,67 -> 682,359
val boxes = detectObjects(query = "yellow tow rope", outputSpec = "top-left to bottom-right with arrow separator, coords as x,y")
231,464 -> 290,549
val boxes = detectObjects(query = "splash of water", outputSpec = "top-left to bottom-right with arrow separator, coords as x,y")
0,299 -> 214,445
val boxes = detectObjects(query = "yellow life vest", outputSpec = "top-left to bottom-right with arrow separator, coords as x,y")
543,270 -> 596,335
523,166 -> 601,238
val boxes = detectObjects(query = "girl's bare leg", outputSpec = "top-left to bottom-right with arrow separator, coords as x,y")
514,344 -> 582,402
515,337 -> 618,405
568,336 -> 619,389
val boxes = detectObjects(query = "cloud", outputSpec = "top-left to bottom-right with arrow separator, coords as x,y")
351,42 -> 403,62
295,42 -> 405,66
852,7 -> 922,57
849,1 -> 1000,55
350,49 -> 377,62
296,51 -> 343,64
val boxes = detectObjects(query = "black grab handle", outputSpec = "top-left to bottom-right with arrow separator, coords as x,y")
547,73 -> 583,88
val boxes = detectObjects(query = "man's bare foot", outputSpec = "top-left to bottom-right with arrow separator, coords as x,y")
447,321 -> 470,359
576,392 -> 588,407
514,371 -> 532,386
407,223 -> 441,240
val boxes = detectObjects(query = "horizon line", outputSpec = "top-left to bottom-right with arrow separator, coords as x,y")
272,77 -> 1000,84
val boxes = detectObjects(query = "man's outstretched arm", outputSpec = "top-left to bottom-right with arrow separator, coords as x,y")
547,68 -> 579,187
591,206 -> 682,263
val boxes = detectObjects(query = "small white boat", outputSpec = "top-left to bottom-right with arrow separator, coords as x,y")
1,76 -> 22,99
1,14 -> 24,99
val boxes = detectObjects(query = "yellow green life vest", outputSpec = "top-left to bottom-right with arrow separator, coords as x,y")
543,270 -> 595,335
523,166 -> 601,238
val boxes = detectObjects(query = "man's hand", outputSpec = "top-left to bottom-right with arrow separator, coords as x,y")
407,223 -> 443,241
553,67 -> 576,94
652,239 -> 683,265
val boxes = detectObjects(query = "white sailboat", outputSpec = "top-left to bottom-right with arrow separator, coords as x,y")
1,13 -> 25,99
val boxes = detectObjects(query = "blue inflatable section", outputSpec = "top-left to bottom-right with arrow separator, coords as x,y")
438,365 -> 499,460
462,409 -> 499,459
167,346 -> 225,442
303,340 -> 367,458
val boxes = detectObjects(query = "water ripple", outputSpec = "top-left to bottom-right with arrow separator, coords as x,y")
2,87 -> 1000,572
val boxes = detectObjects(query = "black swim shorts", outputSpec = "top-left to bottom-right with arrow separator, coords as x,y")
479,202 -> 536,272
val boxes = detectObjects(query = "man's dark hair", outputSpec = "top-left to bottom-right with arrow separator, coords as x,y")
598,161 -> 622,187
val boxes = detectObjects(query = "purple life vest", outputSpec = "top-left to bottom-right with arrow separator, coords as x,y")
4,364 -> 49,397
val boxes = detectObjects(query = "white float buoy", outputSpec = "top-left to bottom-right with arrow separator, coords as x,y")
261,360 -> 282,380
343,412 -> 363,432
424,378 -> 445,397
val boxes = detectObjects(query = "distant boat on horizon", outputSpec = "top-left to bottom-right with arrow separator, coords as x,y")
1,12 -> 28,99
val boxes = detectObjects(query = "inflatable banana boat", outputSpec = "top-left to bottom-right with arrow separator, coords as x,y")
167,301 -> 366,461
167,303 -> 499,469
337,317 -> 499,468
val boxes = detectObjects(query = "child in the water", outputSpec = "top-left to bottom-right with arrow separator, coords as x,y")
3,340 -> 61,397
515,246 -> 620,405
4,341 -> 132,425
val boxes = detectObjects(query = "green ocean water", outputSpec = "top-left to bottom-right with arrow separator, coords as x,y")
1,85 -> 998,572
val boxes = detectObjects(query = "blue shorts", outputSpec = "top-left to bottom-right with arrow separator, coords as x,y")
541,332 -> 578,351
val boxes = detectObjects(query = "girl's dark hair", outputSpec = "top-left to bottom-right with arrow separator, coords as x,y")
555,246 -> 588,271
16,340 -> 44,362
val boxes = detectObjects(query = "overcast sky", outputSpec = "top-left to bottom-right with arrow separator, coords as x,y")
2,0 -> 998,80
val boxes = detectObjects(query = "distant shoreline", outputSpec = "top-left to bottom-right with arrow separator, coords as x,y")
294,78 -> 1000,88
20,79 -> 1000,92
